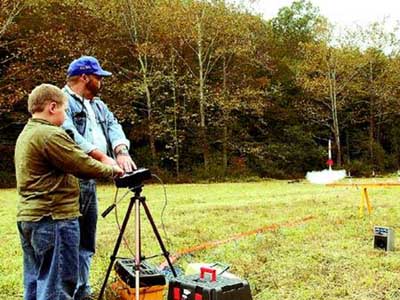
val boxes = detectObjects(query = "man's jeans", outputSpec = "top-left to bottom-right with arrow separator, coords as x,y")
17,217 -> 80,300
75,179 -> 97,300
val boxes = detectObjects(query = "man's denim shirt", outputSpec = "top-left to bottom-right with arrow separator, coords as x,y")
61,85 -> 129,157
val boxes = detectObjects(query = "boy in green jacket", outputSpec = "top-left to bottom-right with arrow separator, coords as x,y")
15,83 -> 123,300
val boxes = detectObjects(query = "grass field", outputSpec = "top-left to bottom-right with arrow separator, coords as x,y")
2,178 -> 400,299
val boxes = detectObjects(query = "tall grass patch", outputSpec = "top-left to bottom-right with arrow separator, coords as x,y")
2,179 -> 400,299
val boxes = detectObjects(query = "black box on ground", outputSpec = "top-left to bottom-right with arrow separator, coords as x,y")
114,258 -> 166,288
167,267 -> 252,300
373,226 -> 395,251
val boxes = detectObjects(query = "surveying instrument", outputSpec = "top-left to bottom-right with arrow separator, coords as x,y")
98,168 -> 177,300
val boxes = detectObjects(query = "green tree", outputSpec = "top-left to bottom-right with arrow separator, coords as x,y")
271,0 -> 323,55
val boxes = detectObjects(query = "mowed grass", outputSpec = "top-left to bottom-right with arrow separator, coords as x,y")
2,179 -> 400,299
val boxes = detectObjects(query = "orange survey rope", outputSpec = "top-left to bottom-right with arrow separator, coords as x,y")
160,215 -> 315,268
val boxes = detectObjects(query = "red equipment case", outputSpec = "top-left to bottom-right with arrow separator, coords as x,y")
167,267 -> 252,300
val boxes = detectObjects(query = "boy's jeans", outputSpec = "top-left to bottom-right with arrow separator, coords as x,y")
17,217 -> 80,300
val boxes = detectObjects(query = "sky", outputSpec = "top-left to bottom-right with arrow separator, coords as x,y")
240,0 -> 400,29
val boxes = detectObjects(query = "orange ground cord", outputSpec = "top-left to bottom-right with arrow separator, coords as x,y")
160,215 -> 315,268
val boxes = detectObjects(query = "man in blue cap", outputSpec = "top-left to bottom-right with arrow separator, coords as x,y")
62,56 -> 136,300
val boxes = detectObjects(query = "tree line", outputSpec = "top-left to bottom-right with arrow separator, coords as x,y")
1,0 -> 400,186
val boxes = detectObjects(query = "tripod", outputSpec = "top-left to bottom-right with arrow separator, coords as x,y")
98,185 -> 177,300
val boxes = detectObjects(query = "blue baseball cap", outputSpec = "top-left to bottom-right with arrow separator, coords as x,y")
67,56 -> 112,77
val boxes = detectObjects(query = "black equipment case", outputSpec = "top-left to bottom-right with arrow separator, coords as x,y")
114,258 -> 166,287
167,267 -> 252,300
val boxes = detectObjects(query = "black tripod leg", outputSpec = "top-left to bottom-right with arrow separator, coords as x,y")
141,198 -> 178,277
98,196 -> 136,300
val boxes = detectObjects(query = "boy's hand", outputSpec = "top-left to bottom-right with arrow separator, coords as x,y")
112,165 -> 125,177
101,155 -> 117,166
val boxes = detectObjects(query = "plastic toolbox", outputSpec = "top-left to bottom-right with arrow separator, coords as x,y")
167,267 -> 252,300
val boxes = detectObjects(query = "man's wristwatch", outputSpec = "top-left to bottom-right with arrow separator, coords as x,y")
116,146 -> 129,156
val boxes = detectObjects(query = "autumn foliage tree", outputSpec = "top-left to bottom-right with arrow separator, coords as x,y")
2,0 -> 400,186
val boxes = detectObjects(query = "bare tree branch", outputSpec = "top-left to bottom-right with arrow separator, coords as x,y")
0,0 -> 25,42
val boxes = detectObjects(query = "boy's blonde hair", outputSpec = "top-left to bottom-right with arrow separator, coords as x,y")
28,84 -> 67,114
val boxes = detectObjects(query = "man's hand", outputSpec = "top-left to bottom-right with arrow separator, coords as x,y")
115,144 -> 137,173
116,154 -> 137,173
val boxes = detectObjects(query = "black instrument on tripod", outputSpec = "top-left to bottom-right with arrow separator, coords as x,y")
98,168 -> 177,300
